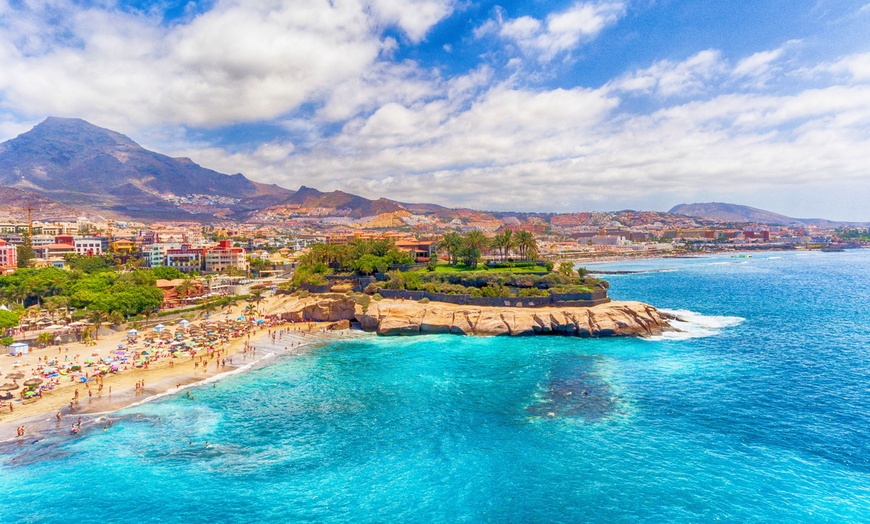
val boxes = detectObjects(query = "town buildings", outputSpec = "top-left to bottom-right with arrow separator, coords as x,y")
0,238 -> 17,274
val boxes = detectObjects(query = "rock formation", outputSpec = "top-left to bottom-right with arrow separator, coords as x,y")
275,294 -> 673,338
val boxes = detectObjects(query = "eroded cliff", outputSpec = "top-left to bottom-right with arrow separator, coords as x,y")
275,294 -> 673,338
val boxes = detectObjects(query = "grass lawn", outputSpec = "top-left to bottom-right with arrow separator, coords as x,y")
422,264 -> 550,274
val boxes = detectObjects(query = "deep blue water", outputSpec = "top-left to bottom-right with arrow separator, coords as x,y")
3,250 -> 870,522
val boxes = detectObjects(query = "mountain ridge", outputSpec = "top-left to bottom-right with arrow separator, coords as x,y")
669,202 -> 869,227
0,117 -> 293,220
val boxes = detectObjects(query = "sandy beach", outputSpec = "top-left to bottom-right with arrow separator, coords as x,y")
0,294 -> 338,440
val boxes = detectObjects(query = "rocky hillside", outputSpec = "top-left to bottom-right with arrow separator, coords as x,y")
0,117 -> 292,219
0,186 -> 83,219
275,295 -> 673,338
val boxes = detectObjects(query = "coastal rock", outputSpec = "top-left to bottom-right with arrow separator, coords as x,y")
277,295 -> 671,338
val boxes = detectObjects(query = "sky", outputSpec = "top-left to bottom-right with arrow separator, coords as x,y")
1,0 -> 869,220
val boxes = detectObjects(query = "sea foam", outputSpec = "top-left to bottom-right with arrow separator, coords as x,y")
650,308 -> 745,340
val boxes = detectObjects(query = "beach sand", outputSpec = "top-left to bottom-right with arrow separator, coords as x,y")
0,294 -> 337,439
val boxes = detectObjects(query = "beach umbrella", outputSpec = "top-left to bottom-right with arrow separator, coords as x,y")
127,329 -> 139,335
154,324 -> 165,332
0,383 -> 18,391
23,378 -> 43,387
6,372 -> 24,380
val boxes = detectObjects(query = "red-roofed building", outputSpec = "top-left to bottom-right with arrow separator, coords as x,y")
204,240 -> 248,273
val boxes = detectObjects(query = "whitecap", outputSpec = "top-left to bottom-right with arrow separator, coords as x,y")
647,308 -> 745,341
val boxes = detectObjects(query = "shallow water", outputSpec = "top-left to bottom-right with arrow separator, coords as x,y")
2,250 -> 870,522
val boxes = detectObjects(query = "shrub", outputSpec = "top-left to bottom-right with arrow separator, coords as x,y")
372,293 -> 383,301
418,297 -> 430,304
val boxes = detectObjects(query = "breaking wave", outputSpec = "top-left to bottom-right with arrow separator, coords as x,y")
650,309 -> 745,340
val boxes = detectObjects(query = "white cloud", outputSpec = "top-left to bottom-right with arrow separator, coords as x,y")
0,0 -> 452,131
481,2 -> 625,61
609,50 -> 726,96
368,0 -> 453,42
822,52 -> 870,81
733,49 -> 784,78
177,48 -> 870,214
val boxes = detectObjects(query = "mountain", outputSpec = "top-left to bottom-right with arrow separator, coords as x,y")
272,186 -> 405,218
669,202 -> 869,227
0,117 -> 293,220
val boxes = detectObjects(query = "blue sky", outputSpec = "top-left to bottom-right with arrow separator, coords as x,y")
1,1 -> 869,220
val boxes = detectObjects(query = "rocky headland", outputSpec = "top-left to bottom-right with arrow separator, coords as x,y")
276,295 -> 673,338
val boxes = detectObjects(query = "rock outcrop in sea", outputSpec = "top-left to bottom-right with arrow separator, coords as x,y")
276,295 -> 672,338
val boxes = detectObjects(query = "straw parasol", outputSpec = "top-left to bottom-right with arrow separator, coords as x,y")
24,377 -> 43,387
6,372 -> 24,380
0,383 -> 19,391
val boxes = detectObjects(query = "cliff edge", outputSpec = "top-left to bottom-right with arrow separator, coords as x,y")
275,295 -> 672,338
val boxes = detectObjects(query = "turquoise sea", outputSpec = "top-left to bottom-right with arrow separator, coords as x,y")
2,250 -> 870,522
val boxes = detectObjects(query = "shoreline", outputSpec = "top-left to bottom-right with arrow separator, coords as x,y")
0,294 -> 350,439
0,326 -> 359,446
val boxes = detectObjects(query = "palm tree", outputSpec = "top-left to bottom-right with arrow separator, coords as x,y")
249,288 -> 265,314
438,232 -> 463,266
36,331 -> 54,347
174,277 -> 198,300
461,231 -> 489,269
515,231 -> 538,261
88,310 -> 109,341
492,230 -> 515,261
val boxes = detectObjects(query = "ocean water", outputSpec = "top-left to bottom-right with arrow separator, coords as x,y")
3,250 -> 870,522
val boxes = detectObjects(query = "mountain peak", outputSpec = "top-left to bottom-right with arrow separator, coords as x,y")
26,116 -> 139,148
0,117 -> 292,220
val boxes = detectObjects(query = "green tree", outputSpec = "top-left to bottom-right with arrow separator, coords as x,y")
558,261 -> 575,277
249,288 -> 265,313
492,230 -> 515,261
64,254 -> 113,273
438,232 -> 463,266
354,254 -> 380,275
174,277 -> 199,300
36,332 -> 54,346
0,310 -> 20,330
88,310 -> 109,341
151,266 -> 185,280
249,257 -> 270,278
515,231 -> 538,261
461,231 -> 489,269
43,295 -> 71,320
0,336 -> 14,348
17,230 -> 35,268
